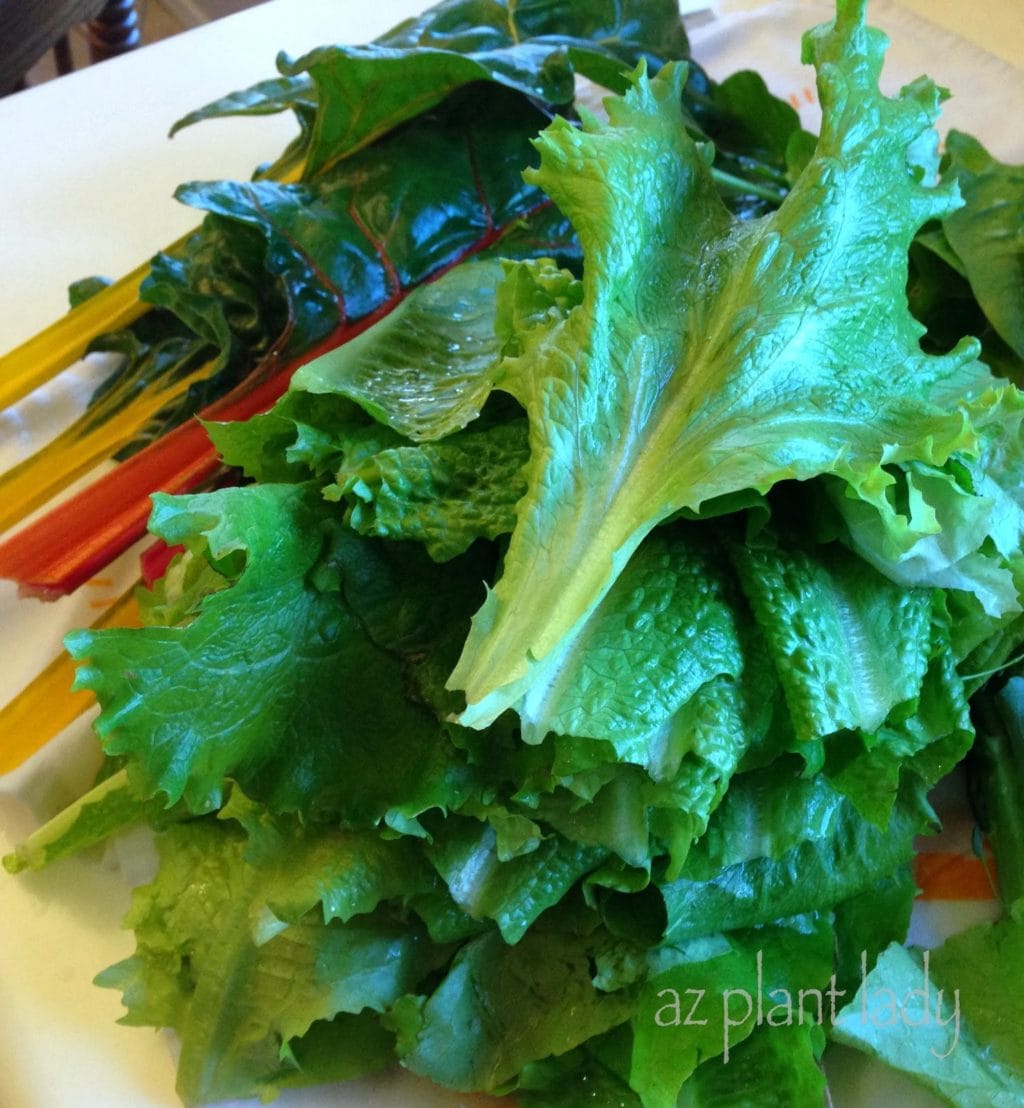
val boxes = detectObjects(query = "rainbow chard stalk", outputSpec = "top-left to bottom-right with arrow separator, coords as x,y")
0,82 -> 580,596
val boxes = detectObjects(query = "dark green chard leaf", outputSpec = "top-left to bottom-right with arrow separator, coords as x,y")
169,72 -> 318,142
83,215 -> 285,459
83,79 -> 578,459
141,0 -> 695,449
941,131 -> 1024,361
173,0 -> 693,177
907,237 -> 1024,386
172,85 -> 559,362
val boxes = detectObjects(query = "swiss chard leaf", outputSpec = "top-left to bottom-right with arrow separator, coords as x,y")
941,131 -> 1024,360
84,82 -> 575,460
173,0 -> 693,178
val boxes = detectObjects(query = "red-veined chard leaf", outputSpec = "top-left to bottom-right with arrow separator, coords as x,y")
172,0 -> 693,178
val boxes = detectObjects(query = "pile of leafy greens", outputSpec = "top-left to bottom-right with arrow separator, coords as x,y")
7,0 -> 1024,1104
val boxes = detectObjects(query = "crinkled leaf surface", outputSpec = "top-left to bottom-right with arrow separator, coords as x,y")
335,419 -> 529,560
446,4 -> 1009,728
97,818 -> 444,1106
728,524 -> 934,746
218,790 -> 435,941
66,484 -> 471,819
425,815 -> 607,942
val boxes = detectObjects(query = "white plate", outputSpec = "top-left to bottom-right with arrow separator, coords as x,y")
1,2 -> 1020,1105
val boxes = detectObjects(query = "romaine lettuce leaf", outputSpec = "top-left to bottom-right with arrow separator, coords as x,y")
832,918 -> 1024,1106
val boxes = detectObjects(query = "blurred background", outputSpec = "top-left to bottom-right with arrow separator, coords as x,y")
18,0 -> 265,90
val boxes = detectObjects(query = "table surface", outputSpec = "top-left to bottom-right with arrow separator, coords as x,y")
0,3 -> 1020,1107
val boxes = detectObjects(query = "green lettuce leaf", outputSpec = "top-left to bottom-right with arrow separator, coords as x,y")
630,915 -> 833,1106
97,818 -> 445,1106
390,919 -> 635,1092
335,419 -> 529,560
425,814 -> 607,942
682,1022 -> 826,1107
728,523 -> 934,747
446,2 -> 1003,728
66,484 -> 473,820
1,768 -> 163,874
660,774 -> 932,942
832,919 -> 1024,1106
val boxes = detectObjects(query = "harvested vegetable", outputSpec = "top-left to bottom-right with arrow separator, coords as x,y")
5,1 -> 1024,1106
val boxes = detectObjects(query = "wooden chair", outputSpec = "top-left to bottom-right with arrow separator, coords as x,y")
0,0 -> 141,96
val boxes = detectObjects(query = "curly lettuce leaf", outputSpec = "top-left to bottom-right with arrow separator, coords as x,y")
447,1 -> 1008,728
425,814 -> 607,943
97,817 -> 444,1106
65,484 -> 473,821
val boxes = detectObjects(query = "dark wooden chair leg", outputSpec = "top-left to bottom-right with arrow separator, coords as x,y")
86,0 -> 142,63
53,34 -> 74,76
